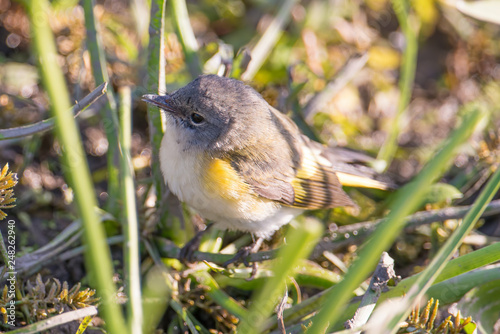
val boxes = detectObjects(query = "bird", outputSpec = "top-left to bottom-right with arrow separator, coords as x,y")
142,74 -> 390,259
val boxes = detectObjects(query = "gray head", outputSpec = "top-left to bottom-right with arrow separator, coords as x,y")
142,75 -> 276,153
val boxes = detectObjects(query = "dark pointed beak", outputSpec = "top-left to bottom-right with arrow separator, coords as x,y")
142,94 -> 178,114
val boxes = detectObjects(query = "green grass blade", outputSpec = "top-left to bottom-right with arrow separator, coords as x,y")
169,298 -> 210,334
119,87 -> 143,333
131,0 -> 150,47
427,264 -> 500,306
215,260 -> 342,291
169,0 -> 202,78
191,270 -> 248,319
199,227 -> 225,253
382,162 -> 500,332
237,218 -> 323,334
337,233 -> 500,325
388,241 -> 500,299
241,0 -> 298,81
142,264 -> 171,333
376,0 -> 418,170
305,107 -> 485,333
26,1 -> 127,332
146,0 -> 186,245
82,0 -> 121,214
146,0 -> 168,200
342,263 -> 500,323
432,239 -> 500,283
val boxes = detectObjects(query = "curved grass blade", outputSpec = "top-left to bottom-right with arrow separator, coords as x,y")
26,1 -> 126,332
118,87 -> 142,333
82,0 -> 121,214
237,218 -> 323,334
376,0 -> 418,171
169,0 -> 202,78
381,160 -> 500,333
305,106 -> 485,333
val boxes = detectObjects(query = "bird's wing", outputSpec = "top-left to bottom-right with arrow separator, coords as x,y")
227,106 -> 355,210
308,141 -> 396,190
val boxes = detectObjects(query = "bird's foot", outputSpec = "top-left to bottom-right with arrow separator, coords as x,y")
223,237 -> 264,279
179,224 -> 213,263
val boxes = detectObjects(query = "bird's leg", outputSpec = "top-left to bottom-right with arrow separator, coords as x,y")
223,235 -> 265,278
179,223 -> 214,263
247,237 -> 264,279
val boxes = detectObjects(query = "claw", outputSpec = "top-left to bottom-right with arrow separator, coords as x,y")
178,224 -> 213,263
222,237 -> 265,278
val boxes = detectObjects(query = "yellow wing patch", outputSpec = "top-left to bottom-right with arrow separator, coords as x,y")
203,158 -> 249,201
291,167 -> 352,209
290,148 -> 355,209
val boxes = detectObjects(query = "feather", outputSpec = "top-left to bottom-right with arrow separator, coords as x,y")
224,106 -> 356,210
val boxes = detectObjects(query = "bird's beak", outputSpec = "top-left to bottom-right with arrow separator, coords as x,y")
142,94 -> 178,115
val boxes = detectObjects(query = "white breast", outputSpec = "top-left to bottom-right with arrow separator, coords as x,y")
158,123 -> 302,238
159,123 -> 207,210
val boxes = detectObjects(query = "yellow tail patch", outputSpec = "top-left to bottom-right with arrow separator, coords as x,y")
336,172 -> 389,190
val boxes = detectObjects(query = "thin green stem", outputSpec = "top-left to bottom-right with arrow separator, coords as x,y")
385,163 -> 500,332
82,0 -> 121,214
241,0 -> 298,81
376,0 -> 418,170
191,271 -> 248,319
141,264 -> 171,333
146,0 -> 168,200
306,108 -> 484,333
341,264 -> 500,328
26,1 -> 126,332
237,218 -> 323,334
170,298 -> 209,334
119,87 -> 142,333
146,0 -> 186,246
169,0 -> 202,77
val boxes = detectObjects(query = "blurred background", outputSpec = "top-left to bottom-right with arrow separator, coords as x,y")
0,0 -> 499,332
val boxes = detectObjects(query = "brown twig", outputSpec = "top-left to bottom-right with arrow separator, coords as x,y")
156,200 -> 500,265
6,306 -> 97,334
302,53 -> 369,120
0,82 -> 107,140
155,237 -> 277,265
276,289 -> 288,334
344,252 -> 399,332
311,198 -> 500,259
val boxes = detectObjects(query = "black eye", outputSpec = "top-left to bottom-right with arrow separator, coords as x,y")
190,113 -> 204,124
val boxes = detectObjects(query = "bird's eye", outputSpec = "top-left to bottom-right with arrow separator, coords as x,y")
190,113 -> 205,124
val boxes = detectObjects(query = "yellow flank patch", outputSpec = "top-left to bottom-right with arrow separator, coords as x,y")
203,158 -> 249,201
336,172 -> 389,190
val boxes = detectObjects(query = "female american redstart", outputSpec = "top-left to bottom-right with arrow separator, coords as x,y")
143,75 -> 390,239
